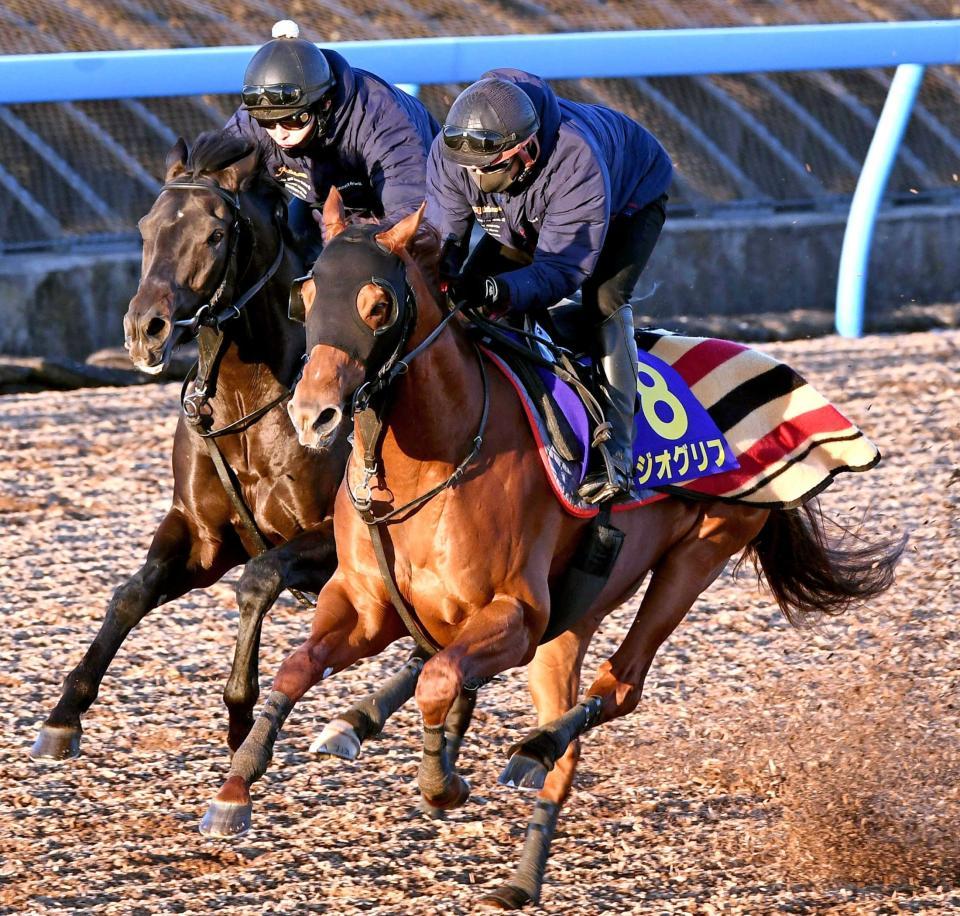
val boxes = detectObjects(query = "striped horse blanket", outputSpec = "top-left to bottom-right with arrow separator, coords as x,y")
485,329 -> 880,517
637,329 -> 880,509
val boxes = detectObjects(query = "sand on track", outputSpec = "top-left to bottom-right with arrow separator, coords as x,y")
2,330 -> 958,915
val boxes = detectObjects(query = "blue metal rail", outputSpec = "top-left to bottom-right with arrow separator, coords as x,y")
1,20 -> 958,335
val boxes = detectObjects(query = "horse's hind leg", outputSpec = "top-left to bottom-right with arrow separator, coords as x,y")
584,504 -> 769,724
224,523 -> 337,752
31,509 -> 235,761
499,504 -> 769,788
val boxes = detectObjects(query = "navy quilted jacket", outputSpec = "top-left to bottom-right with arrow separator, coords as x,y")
425,68 -> 672,312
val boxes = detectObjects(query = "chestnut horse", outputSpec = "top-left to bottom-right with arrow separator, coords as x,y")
29,132 -> 355,760
201,190 -> 902,909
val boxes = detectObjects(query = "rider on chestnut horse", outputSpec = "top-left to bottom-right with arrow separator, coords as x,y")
426,68 -> 672,504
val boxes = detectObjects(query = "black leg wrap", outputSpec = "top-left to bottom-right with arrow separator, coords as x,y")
418,723 -> 471,810
479,800 -> 560,909
443,690 -> 478,768
513,696 -> 603,769
339,652 -> 424,742
227,690 -> 293,785
499,696 -> 603,791
418,723 -> 452,800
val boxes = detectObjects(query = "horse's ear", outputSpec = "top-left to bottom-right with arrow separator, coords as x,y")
375,202 -> 426,254
164,138 -> 188,181
320,186 -> 348,242
219,144 -> 259,193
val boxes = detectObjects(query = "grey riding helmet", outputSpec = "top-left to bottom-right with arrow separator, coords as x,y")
440,77 -> 540,169
240,21 -> 335,123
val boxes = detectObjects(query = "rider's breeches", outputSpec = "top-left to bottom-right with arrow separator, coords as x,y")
580,194 -> 667,322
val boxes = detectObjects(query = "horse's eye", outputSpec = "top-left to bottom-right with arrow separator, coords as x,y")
208,229 -> 225,246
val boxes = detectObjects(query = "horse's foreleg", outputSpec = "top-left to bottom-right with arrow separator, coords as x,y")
200,581 -> 402,838
480,630 -> 590,910
311,647 -> 427,761
416,596 -> 540,811
414,687 -> 480,820
224,522 -> 337,752
31,509 -> 231,761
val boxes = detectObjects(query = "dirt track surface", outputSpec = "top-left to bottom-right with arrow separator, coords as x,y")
2,330 -> 959,915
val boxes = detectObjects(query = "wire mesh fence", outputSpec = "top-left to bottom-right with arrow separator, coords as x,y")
0,0 -> 958,251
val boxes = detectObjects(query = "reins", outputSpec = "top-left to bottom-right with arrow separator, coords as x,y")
343,283 -> 491,657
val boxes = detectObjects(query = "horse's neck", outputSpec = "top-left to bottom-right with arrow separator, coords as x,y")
210,213 -> 303,395
385,300 -> 482,465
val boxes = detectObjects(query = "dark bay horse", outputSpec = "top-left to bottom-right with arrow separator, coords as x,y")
201,190 -> 902,908
30,132 -> 354,760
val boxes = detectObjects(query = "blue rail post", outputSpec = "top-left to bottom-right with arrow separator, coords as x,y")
835,63 -> 926,338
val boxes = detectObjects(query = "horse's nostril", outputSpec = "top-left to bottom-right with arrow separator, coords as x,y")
314,407 -> 339,432
145,316 -> 168,340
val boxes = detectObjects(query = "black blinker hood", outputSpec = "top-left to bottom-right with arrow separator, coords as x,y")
305,224 -> 413,374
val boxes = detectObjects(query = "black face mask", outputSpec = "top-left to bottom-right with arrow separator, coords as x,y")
469,159 -> 520,194
295,225 -> 413,376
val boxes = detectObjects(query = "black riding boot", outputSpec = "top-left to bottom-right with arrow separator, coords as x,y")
578,305 -> 639,504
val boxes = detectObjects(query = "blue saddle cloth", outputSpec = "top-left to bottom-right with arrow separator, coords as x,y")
479,323 -> 738,517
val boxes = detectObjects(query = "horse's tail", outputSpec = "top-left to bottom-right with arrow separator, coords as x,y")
738,500 -> 906,628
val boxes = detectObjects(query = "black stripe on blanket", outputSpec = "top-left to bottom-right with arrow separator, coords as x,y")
708,364 -> 807,432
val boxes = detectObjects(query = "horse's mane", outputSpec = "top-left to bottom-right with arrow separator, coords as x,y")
184,130 -> 284,203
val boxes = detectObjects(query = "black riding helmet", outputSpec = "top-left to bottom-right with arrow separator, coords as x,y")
441,77 -> 540,169
240,21 -> 335,124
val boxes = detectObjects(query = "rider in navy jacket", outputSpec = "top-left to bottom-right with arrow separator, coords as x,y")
426,68 -> 673,503
227,21 -> 438,255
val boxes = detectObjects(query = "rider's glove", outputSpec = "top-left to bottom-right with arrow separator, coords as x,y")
448,274 -> 510,318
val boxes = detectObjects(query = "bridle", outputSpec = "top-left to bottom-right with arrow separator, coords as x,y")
158,176 -> 290,431
164,177 -> 285,337
158,175 -> 312,608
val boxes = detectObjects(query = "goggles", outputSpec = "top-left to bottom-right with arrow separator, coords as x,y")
241,83 -> 303,108
441,125 -> 525,157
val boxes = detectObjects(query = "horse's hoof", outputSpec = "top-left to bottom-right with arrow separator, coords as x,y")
421,774 -> 470,811
30,725 -> 82,761
498,752 -> 548,791
476,884 -> 536,910
416,797 -> 448,820
199,799 -> 252,838
309,718 -> 361,761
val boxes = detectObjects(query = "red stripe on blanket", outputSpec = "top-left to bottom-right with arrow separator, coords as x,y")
670,338 -> 750,389
682,403 -> 857,496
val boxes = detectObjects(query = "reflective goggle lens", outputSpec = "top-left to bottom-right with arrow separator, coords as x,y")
441,125 -> 513,155
241,83 -> 304,107
255,110 -> 313,130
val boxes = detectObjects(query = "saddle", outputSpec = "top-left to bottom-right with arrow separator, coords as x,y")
471,307 -> 880,644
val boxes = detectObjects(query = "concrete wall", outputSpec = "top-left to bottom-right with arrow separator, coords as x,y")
0,247 -> 142,360
1,205 -> 958,359
639,204 -> 960,324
